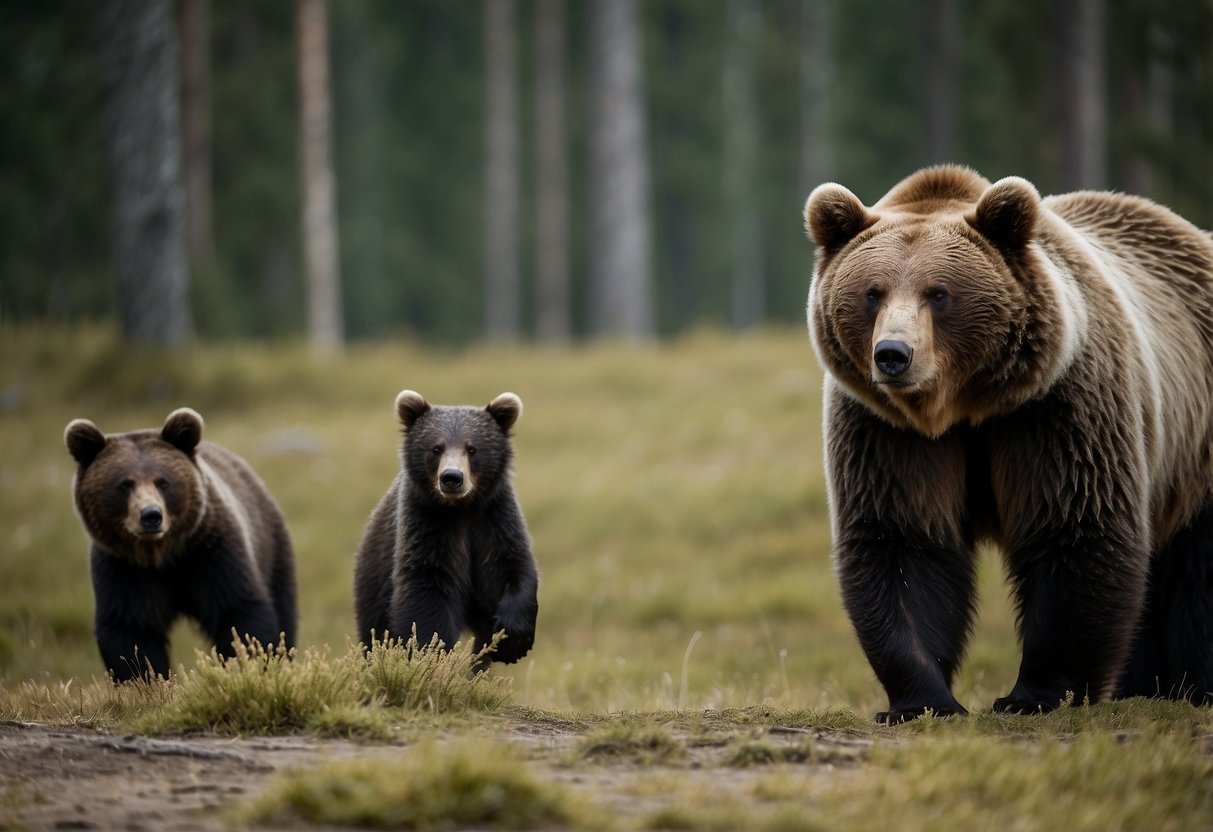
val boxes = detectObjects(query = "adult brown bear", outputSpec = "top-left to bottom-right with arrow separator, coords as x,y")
804,165 -> 1213,722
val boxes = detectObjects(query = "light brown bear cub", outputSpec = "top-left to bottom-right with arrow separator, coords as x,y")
66,408 -> 297,681
805,165 -> 1213,722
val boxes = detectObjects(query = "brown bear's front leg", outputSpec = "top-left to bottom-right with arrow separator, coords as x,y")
991,390 -> 1150,714
825,394 -> 976,723
834,521 -> 976,723
996,521 -> 1148,714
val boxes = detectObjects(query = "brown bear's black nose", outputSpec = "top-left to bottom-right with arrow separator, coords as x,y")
439,469 -> 464,491
140,505 -> 163,531
874,340 -> 914,377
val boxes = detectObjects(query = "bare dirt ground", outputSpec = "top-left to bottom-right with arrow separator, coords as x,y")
0,718 -> 873,830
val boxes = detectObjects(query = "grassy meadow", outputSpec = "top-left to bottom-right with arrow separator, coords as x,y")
4,325 -> 1213,829
0,324 -> 1021,712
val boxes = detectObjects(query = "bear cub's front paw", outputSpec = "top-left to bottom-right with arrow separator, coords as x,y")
490,616 -> 535,664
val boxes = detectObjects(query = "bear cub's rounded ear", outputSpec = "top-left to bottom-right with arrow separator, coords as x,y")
65,419 -> 107,466
395,390 -> 431,431
161,407 -> 204,454
966,176 -> 1040,251
486,392 -> 523,432
805,184 -> 877,254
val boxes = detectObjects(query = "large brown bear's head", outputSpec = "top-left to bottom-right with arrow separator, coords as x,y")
805,165 -> 1059,437
393,390 -> 522,506
65,408 -> 207,567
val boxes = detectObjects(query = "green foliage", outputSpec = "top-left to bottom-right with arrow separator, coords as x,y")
234,740 -> 588,830
817,730 -> 1213,832
576,721 -> 687,765
137,635 -> 509,736
5,4 -> 1212,339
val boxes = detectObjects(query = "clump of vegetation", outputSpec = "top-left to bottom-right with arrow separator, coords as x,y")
576,722 -> 687,765
0,673 -> 170,726
817,729 -> 1213,832
136,635 -> 510,736
724,735 -> 865,768
234,741 -> 588,830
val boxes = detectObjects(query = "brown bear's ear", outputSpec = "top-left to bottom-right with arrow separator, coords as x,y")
161,407 -> 204,454
395,390 -> 431,431
486,392 -> 522,432
966,176 -> 1040,251
804,184 -> 877,254
65,419 -> 106,466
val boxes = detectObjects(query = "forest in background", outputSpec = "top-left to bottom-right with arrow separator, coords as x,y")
1,0 -> 1211,345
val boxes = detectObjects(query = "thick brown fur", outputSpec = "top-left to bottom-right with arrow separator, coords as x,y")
66,409 -> 297,681
805,165 -> 1213,722
353,391 -> 538,665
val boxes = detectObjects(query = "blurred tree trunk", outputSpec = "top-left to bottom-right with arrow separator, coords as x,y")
1058,0 -> 1107,190
589,0 -> 653,339
724,0 -> 763,329
178,0 -> 213,265
927,0 -> 957,163
534,0 -> 570,343
1123,22 -> 1172,197
484,0 -> 520,340
297,0 -> 344,352
800,0 -> 835,191
100,0 -> 193,345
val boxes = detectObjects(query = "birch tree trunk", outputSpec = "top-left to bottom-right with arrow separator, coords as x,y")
100,0 -> 193,345
178,0 -> 213,265
724,0 -> 763,329
800,0 -> 835,192
1058,0 -> 1107,190
534,0 -> 570,343
927,0 -> 957,164
297,0 -> 344,352
589,0 -> 653,339
484,0 -> 521,340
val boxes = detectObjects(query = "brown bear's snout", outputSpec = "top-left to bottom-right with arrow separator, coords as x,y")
874,339 -> 914,378
139,504 -> 164,533
439,468 -> 465,493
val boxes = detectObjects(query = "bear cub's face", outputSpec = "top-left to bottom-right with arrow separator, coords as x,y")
395,390 -> 522,504
65,408 -> 206,567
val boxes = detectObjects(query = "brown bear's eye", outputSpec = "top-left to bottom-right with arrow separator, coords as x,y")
155,477 -> 170,492
119,479 -> 134,493
467,445 -> 477,457
432,445 -> 443,456
928,287 -> 949,307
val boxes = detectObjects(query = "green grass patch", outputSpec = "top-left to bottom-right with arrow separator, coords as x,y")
815,729 -> 1213,832
234,740 -> 590,830
137,635 -> 510,736
576,721 -> 687,765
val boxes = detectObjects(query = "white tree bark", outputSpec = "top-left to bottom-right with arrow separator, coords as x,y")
101,0 -> 193,345
589,0 -> 653,339
297,0 -> 344,352
724,0 -> 763,329
534,0 -> 571,343
484,0 -> 521,340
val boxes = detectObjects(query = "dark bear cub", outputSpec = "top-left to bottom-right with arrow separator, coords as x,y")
65,408 -> 297,681
354,390 -> 538,664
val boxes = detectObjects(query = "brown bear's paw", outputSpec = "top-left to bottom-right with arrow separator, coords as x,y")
991,695 -> 1063,715
875,701 -> 967,724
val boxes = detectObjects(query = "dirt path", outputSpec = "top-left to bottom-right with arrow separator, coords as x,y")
0,719 -> 872,830
0,722 -> 410,830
